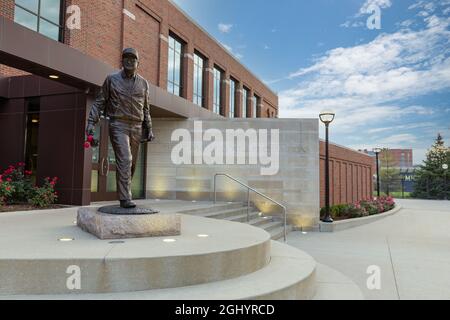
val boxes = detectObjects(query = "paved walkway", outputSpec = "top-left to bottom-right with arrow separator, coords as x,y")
287,199 -> 450,300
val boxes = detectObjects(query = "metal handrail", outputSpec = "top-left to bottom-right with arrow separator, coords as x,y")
213,173 -> 287,242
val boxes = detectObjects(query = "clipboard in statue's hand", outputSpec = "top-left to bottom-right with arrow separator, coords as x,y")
141,126 -> 155,143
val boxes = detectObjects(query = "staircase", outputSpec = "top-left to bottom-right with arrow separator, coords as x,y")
178,202 -> 292,241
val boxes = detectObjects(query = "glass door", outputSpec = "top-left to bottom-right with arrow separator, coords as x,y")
90,119 -> 146,202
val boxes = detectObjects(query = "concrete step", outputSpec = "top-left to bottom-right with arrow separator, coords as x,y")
199,207 -> 252,220
4,241 -> 316,300
259,220 -> 284,233
312,264 -> 364,300
0,214 -> 271,295
224,211 -> 263,223
270,225 -> 293,241
249,216 -> 276,227
178,202 -> 245,215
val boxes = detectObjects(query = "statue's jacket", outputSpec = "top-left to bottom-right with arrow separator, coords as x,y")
88,70 -> 152,129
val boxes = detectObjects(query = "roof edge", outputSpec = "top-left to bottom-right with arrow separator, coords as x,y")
168,0 -> 278,99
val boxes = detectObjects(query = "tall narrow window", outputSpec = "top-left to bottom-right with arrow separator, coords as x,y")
193,53 -> 204,107
167,35 -> 183,96
229,79 -> 236,118
24,98 -> 40,185
242,88 -> 248,118
14,0 -> 63,41
213,67 -> 222,115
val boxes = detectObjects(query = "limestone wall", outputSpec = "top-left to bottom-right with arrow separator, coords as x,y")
146,118 -> 320,229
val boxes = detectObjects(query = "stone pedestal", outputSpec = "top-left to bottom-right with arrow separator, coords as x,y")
77,207 -> 181,240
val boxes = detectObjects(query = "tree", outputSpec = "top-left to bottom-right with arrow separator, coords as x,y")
379,148 -> 401,196
412,133 -> 450,200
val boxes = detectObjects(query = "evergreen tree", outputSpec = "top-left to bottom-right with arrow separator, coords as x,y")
412,133 -> 450,200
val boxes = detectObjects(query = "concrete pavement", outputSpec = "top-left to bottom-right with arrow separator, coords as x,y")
287,199 -> 450,300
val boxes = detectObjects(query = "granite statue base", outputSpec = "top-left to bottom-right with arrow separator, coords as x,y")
77,207 -> 181,240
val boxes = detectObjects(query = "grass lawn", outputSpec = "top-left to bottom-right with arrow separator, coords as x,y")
374,192 -> 412,199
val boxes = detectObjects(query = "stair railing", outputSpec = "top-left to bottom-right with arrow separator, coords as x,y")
213,173 -> 287,242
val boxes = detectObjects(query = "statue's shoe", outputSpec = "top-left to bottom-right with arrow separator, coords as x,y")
120,200 -> 137,209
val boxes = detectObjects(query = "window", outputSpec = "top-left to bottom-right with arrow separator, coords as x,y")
14,0 -> 63,41
251,96 -> 257,118
254,95 -> 261,118
193,53 -> 204,107
213,67 -> 222,115
242,88 -> 249,118
167,35 -> 183,96
24,98 -> 40,185
229,79 -> 236,118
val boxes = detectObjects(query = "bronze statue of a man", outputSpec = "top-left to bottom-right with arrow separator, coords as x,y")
86,48 -> 154,209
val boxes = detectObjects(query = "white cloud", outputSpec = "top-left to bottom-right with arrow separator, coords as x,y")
379,134 -> 418,145
359,0 -> 392,16
367,122 -> 436,134
342,0 -> 392,28
218,23 -> 233,33
282,15 -> 450,126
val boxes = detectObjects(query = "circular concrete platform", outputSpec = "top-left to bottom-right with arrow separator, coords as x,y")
0,211 -> 271,295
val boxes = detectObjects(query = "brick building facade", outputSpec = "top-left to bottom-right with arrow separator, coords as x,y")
320,141 -> 375,208
0,0 -> 374,220
0,0 -> 278,118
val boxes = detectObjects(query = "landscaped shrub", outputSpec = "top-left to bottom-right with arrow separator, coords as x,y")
321,196 -> 396,220
0,163 -> 59,208
0,177 -> 15,206
30,177 -> 58,208
0,163 -> 34,204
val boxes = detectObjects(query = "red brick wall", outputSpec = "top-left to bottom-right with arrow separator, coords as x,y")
1,0 -> 278,117
0,1 -> 29,77
320,141 -> 375,208
0,0 -> 14,20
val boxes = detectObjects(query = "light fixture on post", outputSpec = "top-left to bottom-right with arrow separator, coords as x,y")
319,110 -> 335,223
373,148 -> 382,198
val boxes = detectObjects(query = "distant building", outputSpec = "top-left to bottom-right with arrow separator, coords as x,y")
382,149 -> 414,168
359,149 -> 414,169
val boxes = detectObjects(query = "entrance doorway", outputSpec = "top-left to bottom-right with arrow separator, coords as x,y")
90,119 -> 146,202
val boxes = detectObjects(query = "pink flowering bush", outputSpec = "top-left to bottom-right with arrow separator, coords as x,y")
30,177 -> 58,208
321,196 -> 396,220
0,163 -> 59,208
0,176 -> 15,205
0,163 -> 33,203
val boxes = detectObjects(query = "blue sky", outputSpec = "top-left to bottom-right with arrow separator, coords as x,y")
172,0 -> 450,164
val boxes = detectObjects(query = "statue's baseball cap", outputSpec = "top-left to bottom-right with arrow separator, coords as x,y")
122,48 -> 139,60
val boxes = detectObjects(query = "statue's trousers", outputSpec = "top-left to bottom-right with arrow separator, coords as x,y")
108,120 -> 142,201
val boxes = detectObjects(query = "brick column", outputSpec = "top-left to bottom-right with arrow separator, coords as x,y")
159,26 -> 169,89
257,98 -> 264,118
221,71 -> 230,117
247,89 -> 254,118
182,42 -> 194,101
204,60 -> 214,112
235,82 -> 243,118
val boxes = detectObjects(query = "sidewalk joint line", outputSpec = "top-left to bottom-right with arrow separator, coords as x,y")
386,236 -> 401,300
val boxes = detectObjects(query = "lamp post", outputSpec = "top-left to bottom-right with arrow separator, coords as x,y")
444,164 -> 449,201
373,148 -> 382,198
320,111 -> 335,223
